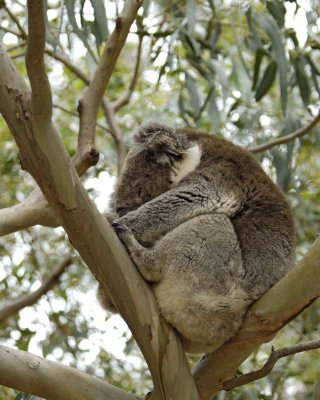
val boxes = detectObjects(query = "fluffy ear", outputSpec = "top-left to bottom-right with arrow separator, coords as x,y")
134,122 -> 189,165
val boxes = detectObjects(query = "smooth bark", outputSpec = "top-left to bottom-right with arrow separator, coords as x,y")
0,346 -> 140,400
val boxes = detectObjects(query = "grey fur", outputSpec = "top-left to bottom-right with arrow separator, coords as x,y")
102,122 -> 295,353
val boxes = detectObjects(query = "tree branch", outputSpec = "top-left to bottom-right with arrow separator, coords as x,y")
0,345 -> 141,400
26,0 -> 52,121
101,100 -> 127,171
4,5 -> 27,39
0,256 -> 73,322
193,236 -> 320,400
222,338 -> 320,390
112,33 -> 144,112
77,0 -> 142,157
249,110 -> 320,153
0,43 -> 200,400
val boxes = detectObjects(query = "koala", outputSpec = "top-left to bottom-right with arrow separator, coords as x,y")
104,122 -> 295,353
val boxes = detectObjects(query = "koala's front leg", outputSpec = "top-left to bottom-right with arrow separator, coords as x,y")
112,219 -> 163,283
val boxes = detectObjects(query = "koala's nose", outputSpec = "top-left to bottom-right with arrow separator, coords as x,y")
116,207 -> 129,217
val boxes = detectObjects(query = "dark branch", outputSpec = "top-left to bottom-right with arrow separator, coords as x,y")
223,338 -> 320,390
0,256 -> 73,322
249,111 -> 320,153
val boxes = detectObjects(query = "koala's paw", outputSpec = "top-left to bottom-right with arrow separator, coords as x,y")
112,219 -> 133,243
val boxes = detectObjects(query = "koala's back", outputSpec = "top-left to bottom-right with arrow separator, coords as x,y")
177,129 -> 296,297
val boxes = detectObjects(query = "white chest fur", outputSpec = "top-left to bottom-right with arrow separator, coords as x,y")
171,144 -> 202,185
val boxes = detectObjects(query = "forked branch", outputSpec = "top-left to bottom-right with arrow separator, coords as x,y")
222,338 -> 320,390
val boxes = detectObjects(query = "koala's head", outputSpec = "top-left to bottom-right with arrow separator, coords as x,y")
113,122 -> 194,216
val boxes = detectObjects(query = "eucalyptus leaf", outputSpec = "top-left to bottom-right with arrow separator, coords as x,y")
254,13 -> 288,114
65,0 -> 97,62
208,89 -> 221,132
266,0 -> 286,28
185,72 -> 201,117
252,48 -> 266,91
292,54 -> 311,108
90,0 -> 108,48
187,0 -> 196,35
255,60 -> 277,101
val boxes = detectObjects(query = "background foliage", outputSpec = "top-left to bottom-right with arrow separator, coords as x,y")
0,0 -> 319,399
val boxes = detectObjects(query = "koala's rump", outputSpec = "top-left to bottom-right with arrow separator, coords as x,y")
152,213 -> 251,352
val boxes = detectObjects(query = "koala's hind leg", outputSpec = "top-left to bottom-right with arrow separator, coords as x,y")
113,221 -> 163,282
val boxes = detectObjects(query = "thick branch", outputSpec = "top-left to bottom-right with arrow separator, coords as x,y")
223,339 -> 320,390
26,0 -> 52,120
249,111 -> 320,153
77,0 -> 142,155
193,236 -> 320,400
0,256 -> 73,322
0,187 -> 58,236
0,43 -> 199,400
0,345 -> 140,400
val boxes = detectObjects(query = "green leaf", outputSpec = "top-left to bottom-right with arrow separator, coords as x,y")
187,0 -> 196,35
254,13 -> 288,114
209,59 -> 228,105
266,0 -> 286,28
65,0 -> 97,62
292,54 -> 311,108
185,72 -> 201,117
255,60 -> 277,101
208,89 -> 221,132
89,0 -> 109,47
252,48 -> 266,91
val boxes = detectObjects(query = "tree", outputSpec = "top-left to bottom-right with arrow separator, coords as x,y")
0,1 -> 319,399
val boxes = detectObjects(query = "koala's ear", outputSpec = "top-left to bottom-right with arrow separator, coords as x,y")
134,122 -> 189,165
134,122 -> 174,143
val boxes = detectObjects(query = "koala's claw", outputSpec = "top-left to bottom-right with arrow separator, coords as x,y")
112,221 -> 126,235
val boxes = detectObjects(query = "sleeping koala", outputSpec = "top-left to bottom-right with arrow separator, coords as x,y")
104,122 -> 295,353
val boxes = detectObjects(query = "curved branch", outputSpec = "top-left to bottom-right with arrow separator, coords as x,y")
112,33 -> 144,112
193,236 -> 320,400
0,256 -> 73,322
223,338 -> 320,390
0,345 -> 141,400
249,111 -> 320,153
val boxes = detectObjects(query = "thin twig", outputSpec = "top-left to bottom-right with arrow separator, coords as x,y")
223,339 -> 320,390
101,100 -> 127,171
249,111 -> 320,153
4,5 -> 27,39
0,256 -> 73,322
53,104 -> 112,134
112,33 -> 144,112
